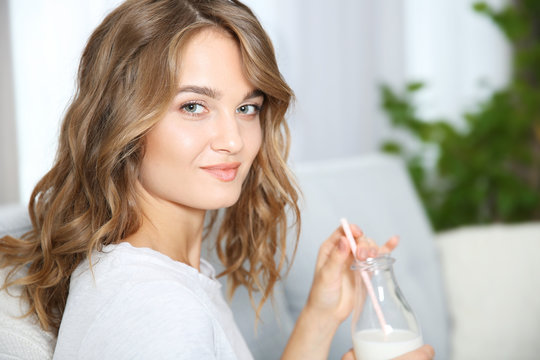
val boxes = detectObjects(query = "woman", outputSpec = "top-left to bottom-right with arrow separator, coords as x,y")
0,0 -> 434,359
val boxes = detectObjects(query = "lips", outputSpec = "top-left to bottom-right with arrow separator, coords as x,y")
200,162 -> 241,182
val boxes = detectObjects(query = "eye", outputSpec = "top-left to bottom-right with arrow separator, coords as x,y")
181,102 -> 206,115
236,104 -> 260,115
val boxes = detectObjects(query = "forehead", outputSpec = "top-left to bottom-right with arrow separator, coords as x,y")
176,28 -> 247,82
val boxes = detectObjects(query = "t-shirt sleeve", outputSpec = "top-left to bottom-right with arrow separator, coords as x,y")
78,281 -> 217,360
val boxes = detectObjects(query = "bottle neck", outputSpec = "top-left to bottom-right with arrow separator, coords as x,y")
351,253 -> 395,272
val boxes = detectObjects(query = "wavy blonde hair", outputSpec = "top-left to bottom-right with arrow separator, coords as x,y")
0,0 -> 300,334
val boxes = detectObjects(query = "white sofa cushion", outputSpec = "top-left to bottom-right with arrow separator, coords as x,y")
0,268 -> 55,360
0,204 -> 31,239
436,223 -> 540,360
0,204 -> 55,359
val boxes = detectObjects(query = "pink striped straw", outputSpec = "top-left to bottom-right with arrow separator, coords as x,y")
340,218 -> 393,335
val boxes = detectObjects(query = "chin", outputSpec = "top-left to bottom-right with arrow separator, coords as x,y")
214,197 -> 242,210
197,191 -> 242,210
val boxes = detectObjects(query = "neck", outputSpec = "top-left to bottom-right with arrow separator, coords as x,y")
123,181 -> 206,270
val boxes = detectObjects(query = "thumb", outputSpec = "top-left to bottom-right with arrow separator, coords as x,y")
394,345 -> 435,360
322,236 -> 350,276
341,349 -> 355,360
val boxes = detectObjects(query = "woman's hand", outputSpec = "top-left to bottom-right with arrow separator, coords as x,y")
282,223 -> 398,360
341,345 -> 435,360
306,224 -> 398,327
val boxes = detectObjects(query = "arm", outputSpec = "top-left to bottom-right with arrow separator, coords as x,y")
282,224 -> 398,360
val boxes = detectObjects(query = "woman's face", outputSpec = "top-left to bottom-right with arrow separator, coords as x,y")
138,28 -> 263,211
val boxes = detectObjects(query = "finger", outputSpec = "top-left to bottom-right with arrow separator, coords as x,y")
356,236 -> 378,260
394,344 -> 435,360
315,227 -> 349,271
321,236 -> 350,278
349,223 -> 363,238
421,345 -> 435,359
366,237 -> 378,258
379,235 -> 399,254
423,345 -> 435,359
341,349 -> 355,360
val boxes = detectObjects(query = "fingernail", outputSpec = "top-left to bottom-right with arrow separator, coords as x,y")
353,224 -> 363,236
369,247 -> 377,258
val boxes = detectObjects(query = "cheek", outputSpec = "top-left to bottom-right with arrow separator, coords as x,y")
246,123 -> 263,159
173,129 -> 201,154
139,121 -> 204,183
148,122 -> 203,163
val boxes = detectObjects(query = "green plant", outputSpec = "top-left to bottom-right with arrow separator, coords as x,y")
381,0 -> 540,231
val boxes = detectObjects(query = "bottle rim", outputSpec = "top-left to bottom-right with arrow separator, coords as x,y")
351,253 -> 396,271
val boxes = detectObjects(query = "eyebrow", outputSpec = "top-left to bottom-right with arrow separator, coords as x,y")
177,85 -> 264,101
244,89 -> 265,101
177,85 -> 219,98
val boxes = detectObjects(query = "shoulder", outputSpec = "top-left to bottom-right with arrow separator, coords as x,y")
79,281 -> 218,359
70,243 -> 209,299
105,279 -> 213,316
91,280 -> 216,331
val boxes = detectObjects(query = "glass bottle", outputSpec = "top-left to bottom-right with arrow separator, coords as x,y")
351,254 -> 423,360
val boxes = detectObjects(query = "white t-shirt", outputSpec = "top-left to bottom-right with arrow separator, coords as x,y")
53,242 -> 253,360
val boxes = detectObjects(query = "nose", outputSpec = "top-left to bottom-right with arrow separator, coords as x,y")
210,112 -> 244,154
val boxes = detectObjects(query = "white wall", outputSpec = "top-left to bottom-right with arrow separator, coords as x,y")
3,0 -> 510,204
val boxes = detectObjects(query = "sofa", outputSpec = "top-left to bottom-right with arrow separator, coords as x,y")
1,153 -> 538,359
